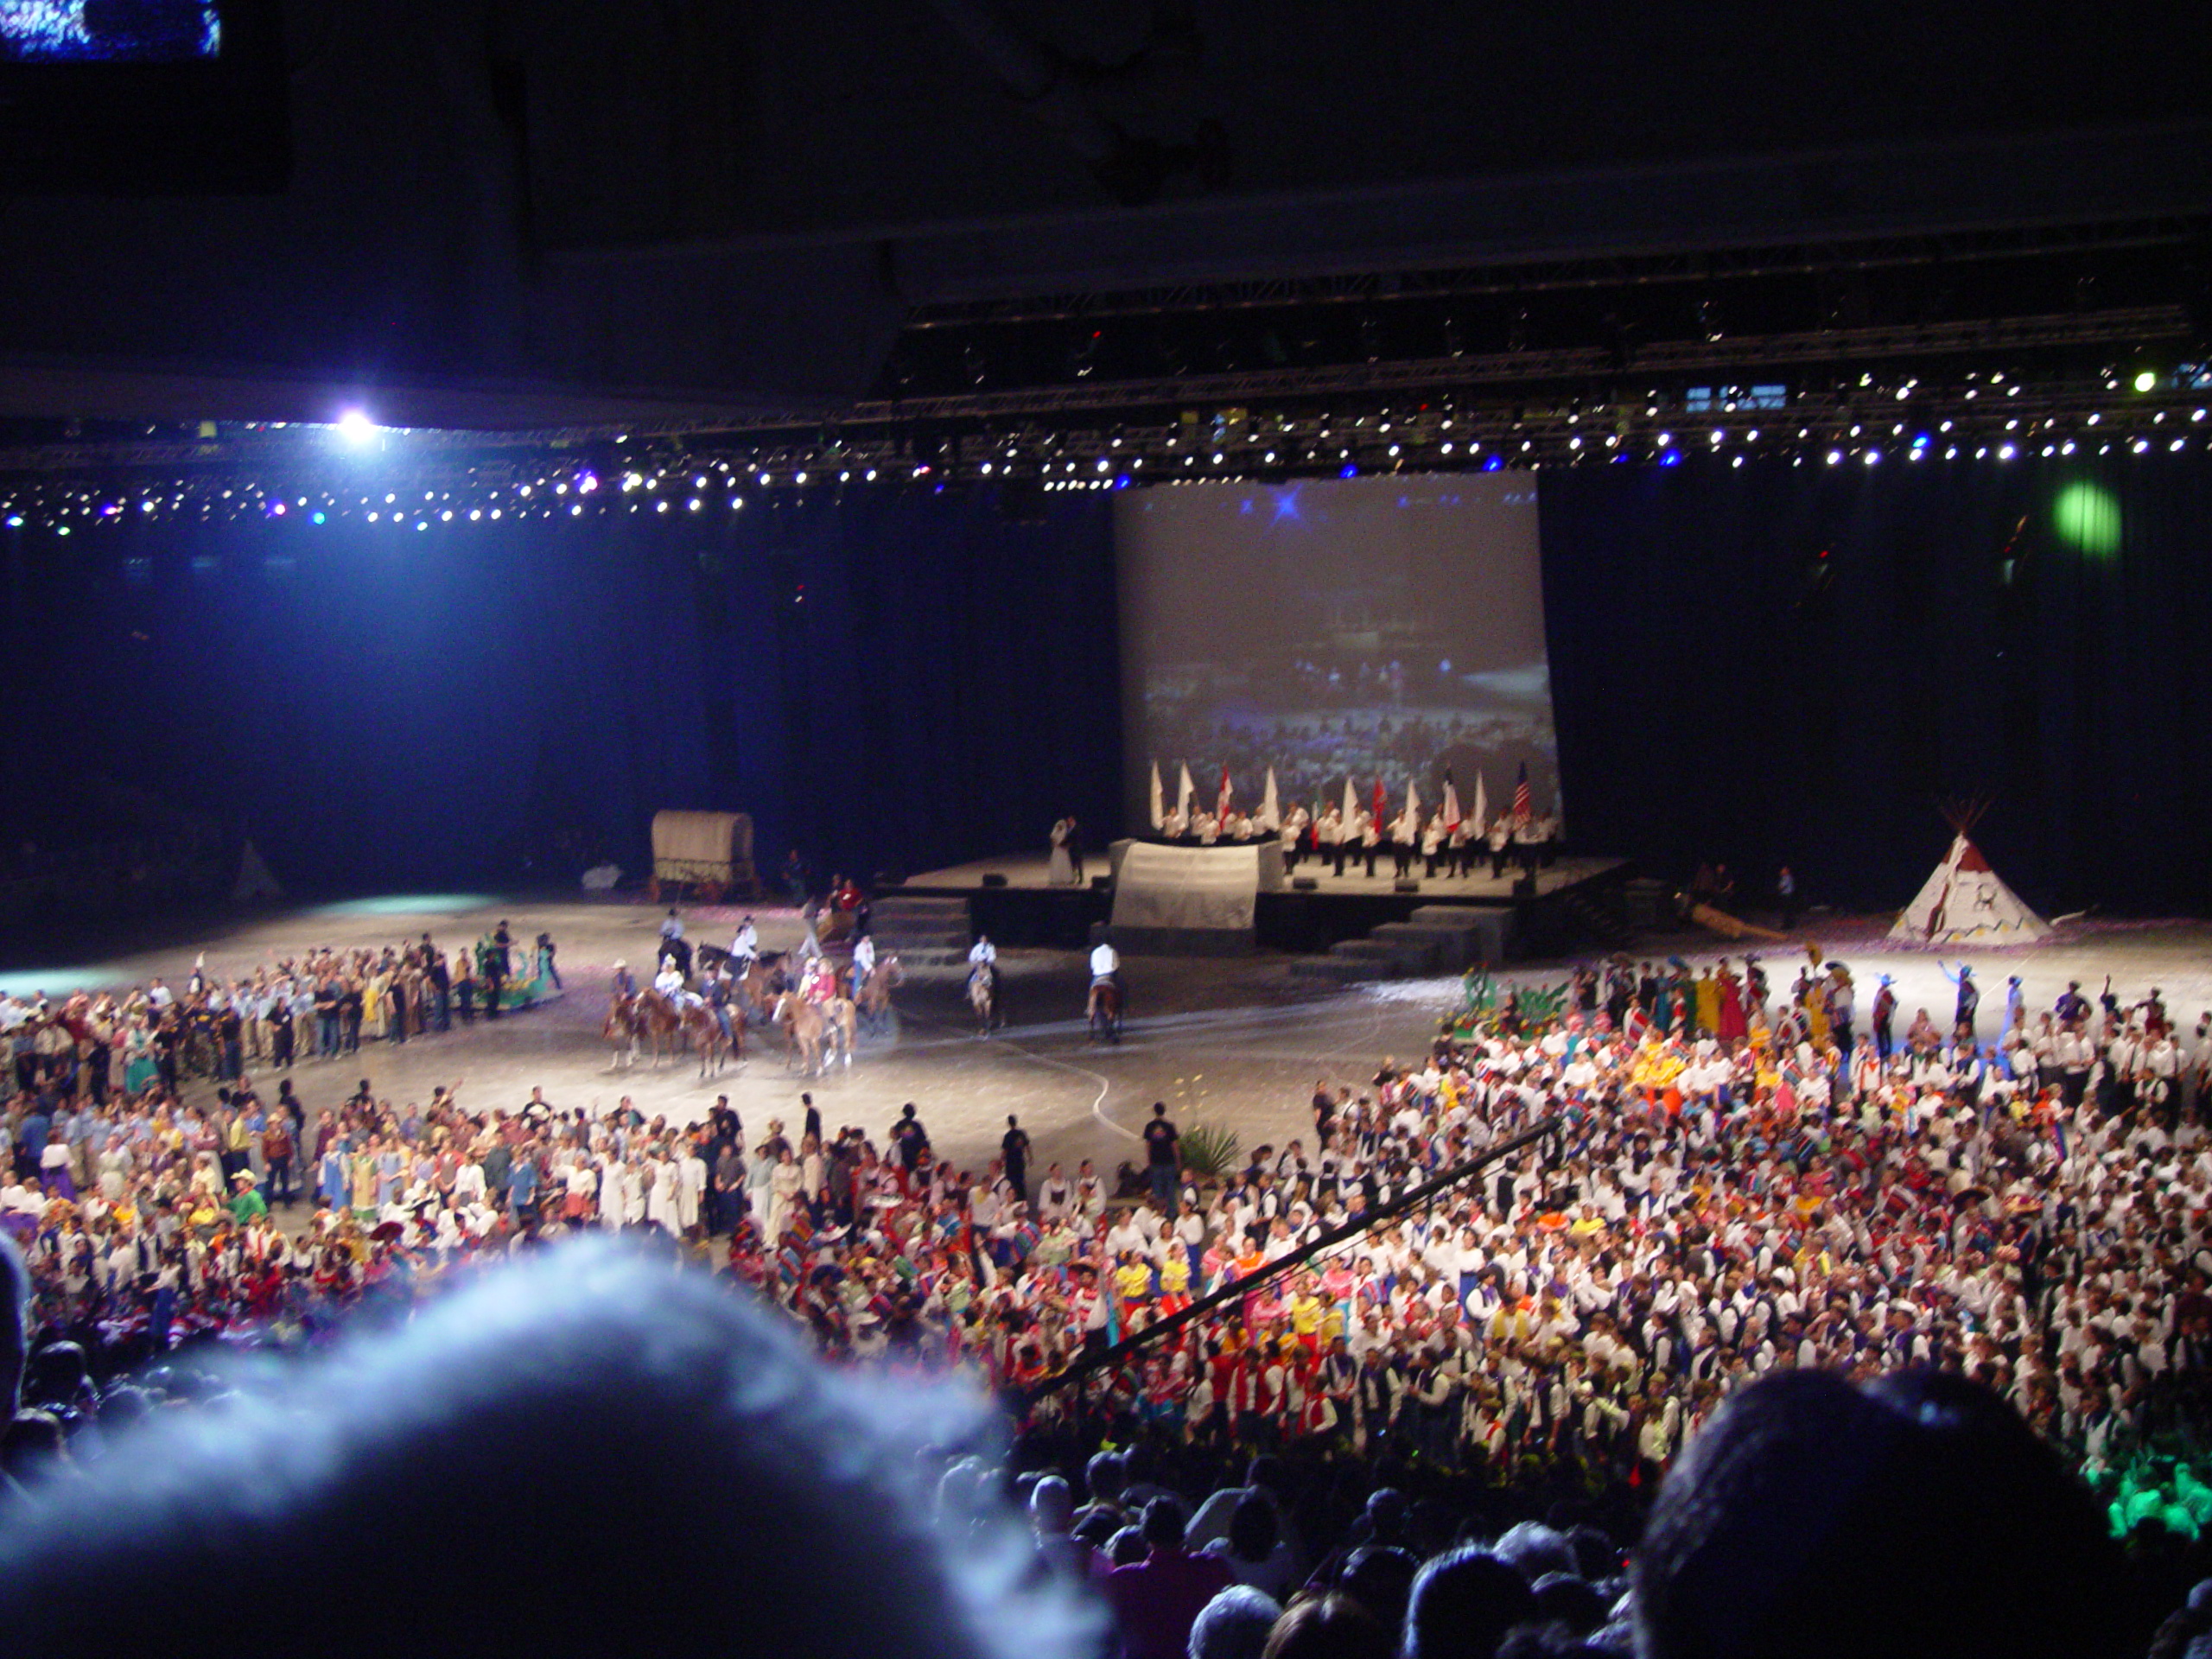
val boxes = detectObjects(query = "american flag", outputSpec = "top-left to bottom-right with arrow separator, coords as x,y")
1512,761 -> 1534,824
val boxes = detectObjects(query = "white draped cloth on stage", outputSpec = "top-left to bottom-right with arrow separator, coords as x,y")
1891,833 -> 2050,943
1112,842 -> 1263,933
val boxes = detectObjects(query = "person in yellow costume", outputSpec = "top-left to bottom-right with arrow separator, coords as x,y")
1802,978 -> 1832,1046
1694,968 -> 1720,1038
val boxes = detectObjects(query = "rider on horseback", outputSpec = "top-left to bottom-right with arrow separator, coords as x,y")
704,966 -> 736,1046
659,908 -> 693,979
1087,933 -> 1123,1042
1089,934 -> 1121,1005
968,933 -> 1000,1014
729,915 -> 759,970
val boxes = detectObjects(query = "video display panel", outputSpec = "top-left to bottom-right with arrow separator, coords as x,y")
3,0 -> 218,60
1117,473 -> 1559,830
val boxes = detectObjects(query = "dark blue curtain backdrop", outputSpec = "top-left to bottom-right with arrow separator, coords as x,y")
0,487 -> 1120,895
1538,452 -> 2212,916
9,455 -> 2209,915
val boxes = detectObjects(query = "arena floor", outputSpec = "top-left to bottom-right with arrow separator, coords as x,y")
8,894 -> 2212,1186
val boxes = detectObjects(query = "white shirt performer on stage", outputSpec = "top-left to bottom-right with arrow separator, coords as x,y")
729,916 -> 758,966
1090,939 -> 1119,982
851,932 -> 876,984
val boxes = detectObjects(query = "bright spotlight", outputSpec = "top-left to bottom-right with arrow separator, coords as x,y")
335,410 -> 378,445
2133,369 -> 2159,393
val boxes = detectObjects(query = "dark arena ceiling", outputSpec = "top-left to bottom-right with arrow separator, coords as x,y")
1,0 -> 2209,487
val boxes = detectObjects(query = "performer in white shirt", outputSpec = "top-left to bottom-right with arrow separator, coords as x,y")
1280,804 -> 1310,870
728,915 -> 759,968
1357,807 -> 1382,878
1389,805 -> 1421,879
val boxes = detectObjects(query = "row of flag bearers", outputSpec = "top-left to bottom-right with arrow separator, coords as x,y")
1146,760 -> 1558,878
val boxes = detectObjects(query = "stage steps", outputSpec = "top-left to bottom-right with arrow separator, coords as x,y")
1288,904 -> 1516,984
1554,884 -> 1636,949
868,893 -> 974,968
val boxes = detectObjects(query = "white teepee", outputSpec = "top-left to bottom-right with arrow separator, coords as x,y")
1891,830 -> 2048,944
230,840 -> 283,902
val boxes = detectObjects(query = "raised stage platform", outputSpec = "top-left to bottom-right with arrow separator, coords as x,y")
884,849 -> 1633,957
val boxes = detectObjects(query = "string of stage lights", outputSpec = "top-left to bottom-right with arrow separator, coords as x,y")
0,372 -> 2206,536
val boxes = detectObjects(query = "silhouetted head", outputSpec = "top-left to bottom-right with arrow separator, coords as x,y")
1633,1369 -> 2120,1659
1406,1547 -> 1539,1659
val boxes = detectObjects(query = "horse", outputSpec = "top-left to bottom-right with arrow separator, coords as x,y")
1087,976 -> 1122,1045
819,995 -> 859,1070
772,991 -> 832,1077
967,963 -> 995,1037
857,955 -> 903,1034
738,954 -> 787,1020
603,993 -> 642,1070
631,990 -> 687,1068
675,995 -> 739,1077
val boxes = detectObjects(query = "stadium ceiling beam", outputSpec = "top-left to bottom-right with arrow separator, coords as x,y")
824,307 -> 2194,426
903,217 -> 2212,327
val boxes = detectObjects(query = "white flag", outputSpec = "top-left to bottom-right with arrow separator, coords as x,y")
1341,776 -> 1357,825
1441,774 -> 1462,831
1471,770 -> 1488,831
1258,767 -> 1280,830
1148,761 -> 1165,830
1404,779 -> 1421,822
1178,762 -> 1197,822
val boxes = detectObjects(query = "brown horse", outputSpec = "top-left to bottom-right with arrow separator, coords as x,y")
738,955 -> 787,1020
675,996 -> 739,1077
857,955 -> 903,1033
631,990 -> 688,1068
602,993 -> 641,1069
773,991 -> 832,1076
820,995 -> 859,1069
967,963 -> 996,1036
1087,976 -> 1122,1045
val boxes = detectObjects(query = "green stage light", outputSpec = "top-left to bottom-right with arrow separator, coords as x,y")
2134,369 -> 2160,393
2052,482 -> 2121,556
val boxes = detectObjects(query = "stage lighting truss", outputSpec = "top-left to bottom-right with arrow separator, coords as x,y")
0,319 -> 2207,535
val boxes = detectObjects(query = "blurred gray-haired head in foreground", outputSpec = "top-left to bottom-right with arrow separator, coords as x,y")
0,1241 -> 1100,1659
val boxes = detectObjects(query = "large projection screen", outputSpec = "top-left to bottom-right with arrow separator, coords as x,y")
1117,474 -> 1558,831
